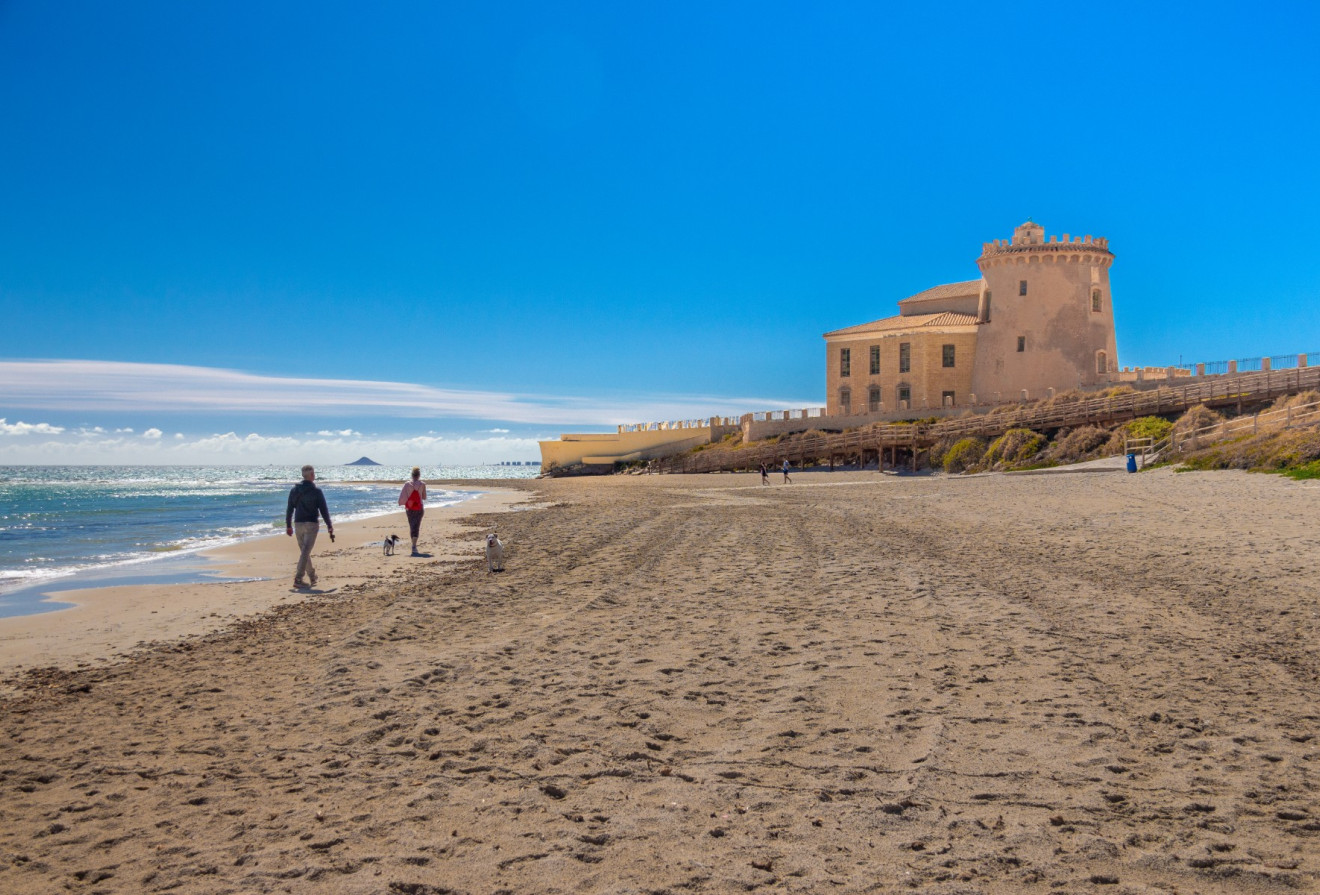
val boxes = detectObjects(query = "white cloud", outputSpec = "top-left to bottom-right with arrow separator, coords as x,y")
115,427 -> 134,434
143,428 -> 163,439
487,428 -> 510,433
0,427 -> 543,466
0,359 -> 808,426
316,429 -> 361,437
0,418 -> 65,436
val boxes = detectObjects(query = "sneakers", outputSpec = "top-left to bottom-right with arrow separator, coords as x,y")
410,550 -> 421,557
293,580 -> 309,589
309,576 -> 318,587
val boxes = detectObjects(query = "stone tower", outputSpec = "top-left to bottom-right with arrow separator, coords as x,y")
970,220 -> 1118,401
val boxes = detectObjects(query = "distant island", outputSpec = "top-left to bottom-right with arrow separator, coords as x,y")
345,456 -> 382,466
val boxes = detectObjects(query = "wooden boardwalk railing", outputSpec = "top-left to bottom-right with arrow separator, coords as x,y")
930,364 -> 1320,441
1169,395 -> 1320,453
657,425 -> 923,475
653,365 -> 1320,475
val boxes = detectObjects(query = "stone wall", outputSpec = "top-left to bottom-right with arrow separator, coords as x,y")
971,226 -> 1118,399
825,328 -> 978,416
540,424 -> 726,472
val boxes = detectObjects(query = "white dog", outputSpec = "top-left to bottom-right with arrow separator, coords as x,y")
485,532 -> 506,573
383,534 -> 401,556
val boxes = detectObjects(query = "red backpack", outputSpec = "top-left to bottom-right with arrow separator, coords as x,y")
405,487 -> 423,511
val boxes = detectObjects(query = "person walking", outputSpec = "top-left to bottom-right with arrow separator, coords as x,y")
781,458 -> 792,484
759,462 -> 769,485
398,467 -> 427,556
286,464 -> 334,589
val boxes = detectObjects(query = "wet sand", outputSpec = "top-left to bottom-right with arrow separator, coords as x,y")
1,469 -> 1319,893
0,489 -> 526,677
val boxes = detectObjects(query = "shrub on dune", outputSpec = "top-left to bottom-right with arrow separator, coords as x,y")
984,428 -> 1046,468
1048,426 -> 1112,463
942,437 -> 987,474
1125,416 -> 1174,442
1173,404 -> 1224,437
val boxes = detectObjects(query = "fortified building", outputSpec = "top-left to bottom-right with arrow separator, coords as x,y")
823,221 -> 1118,415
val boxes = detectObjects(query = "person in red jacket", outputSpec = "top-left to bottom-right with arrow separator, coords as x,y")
398,467 -> 427,556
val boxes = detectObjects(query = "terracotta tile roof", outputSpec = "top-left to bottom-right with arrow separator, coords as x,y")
824,311 -> 981,338
898,279 -> 983,305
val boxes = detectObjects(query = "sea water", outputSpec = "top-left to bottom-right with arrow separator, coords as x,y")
0,464 -> 537,618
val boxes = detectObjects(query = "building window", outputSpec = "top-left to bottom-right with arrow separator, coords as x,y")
868,386 -> 881,410
898,342 -> 911,373
1096,351 -> 1108,375
897,385 -> 911,406
1019,280 -> 1028,296
840,348 -> 850,377
1017,336 -> 1025,352
1092,289 -> 1102,312
869,345 -> 880,375
942,344 -> 955,368
942,390 -> 955,407
839,387 -> 852,411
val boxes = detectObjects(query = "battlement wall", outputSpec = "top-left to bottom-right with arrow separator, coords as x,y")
978,231 -> 1113,270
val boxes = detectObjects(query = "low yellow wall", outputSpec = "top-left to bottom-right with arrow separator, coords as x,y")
540,428 -> 713,471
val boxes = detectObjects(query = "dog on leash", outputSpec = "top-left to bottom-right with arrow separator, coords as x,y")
383,534 -> 401,556
485,532 -> 505,573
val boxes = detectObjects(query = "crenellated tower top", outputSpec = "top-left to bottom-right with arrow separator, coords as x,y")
977,219 -> 1112,268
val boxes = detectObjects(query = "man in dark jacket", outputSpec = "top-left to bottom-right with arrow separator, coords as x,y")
286,464 -> 334,589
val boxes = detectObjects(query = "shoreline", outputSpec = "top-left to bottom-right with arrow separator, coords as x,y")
0,484 -> 489,619
0,486 -> 529,683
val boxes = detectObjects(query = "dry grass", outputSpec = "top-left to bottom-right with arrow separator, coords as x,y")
1267,390 -> 1320,412
1178,424 -> 1320,472
1173,403 -> 1225,437
1045,426 -> 1113,464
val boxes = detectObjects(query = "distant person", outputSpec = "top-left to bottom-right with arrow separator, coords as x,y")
285,464 -> 334,589
782,458 -> 792,484
759,462 -> 769,485
398,467 -> 427,556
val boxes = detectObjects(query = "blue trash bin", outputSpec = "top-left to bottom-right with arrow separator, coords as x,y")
1126,453 -> 1137,473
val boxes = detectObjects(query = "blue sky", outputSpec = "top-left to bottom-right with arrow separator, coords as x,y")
2,1 -> 1318,464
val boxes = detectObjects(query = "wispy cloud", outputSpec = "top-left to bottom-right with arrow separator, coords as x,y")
0,360 -> 810,426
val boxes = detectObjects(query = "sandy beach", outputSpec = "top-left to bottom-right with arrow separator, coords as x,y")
2,469 -> 1319,893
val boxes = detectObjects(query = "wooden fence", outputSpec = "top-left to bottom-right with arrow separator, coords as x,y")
1166,394 -> 1320,454
656,424 -> 923,475
653,365 -> 1320,475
